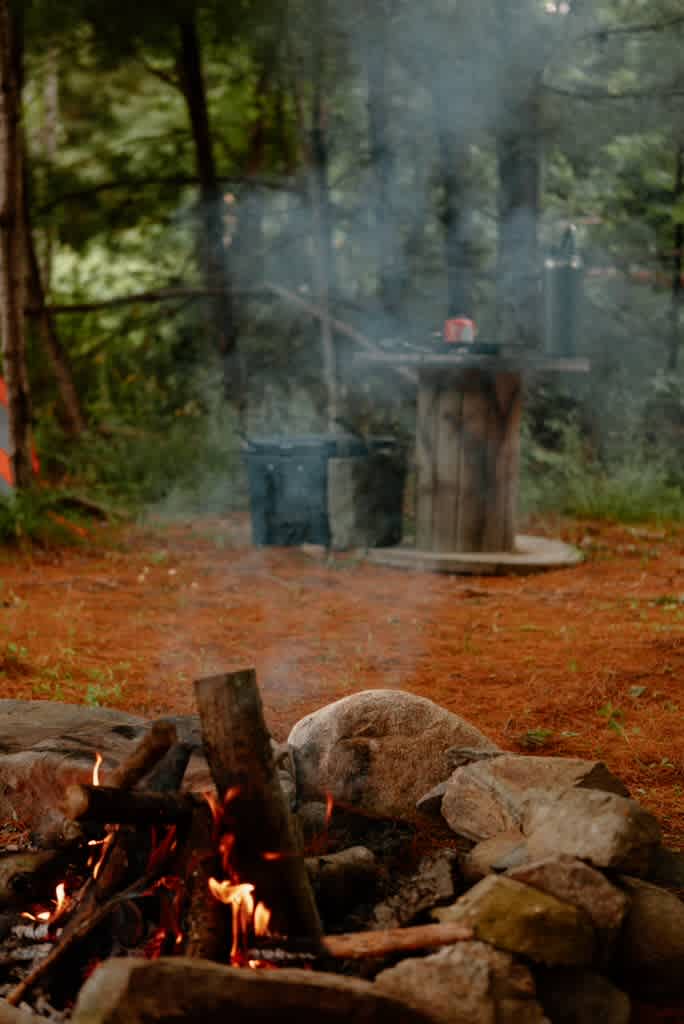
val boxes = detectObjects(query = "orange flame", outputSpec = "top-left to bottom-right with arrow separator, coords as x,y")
208,878 -> 256,962
92,752 -> 103,787
92,832 -> 114,880
22,882 -> 71,926
254,902 -> 271,937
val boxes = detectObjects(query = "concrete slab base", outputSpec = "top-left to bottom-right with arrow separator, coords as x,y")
365,534 -> 583,575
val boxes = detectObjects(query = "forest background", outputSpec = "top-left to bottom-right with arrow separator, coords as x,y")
1,0 -> 684,534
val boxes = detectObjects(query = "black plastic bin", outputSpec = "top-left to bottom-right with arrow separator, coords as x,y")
243,435 -> 367,547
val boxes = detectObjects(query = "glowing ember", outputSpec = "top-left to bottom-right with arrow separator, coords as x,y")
92,752 -> 103,787
324,791 -> 334,828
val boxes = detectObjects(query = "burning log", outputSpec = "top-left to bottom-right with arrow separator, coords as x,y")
0,850 -> 74,913
63,784 -> 197,827
5,723 -> 183,1007
194,670 -> 323,948
5,858 -> 175,1007
178,803 -> 227,961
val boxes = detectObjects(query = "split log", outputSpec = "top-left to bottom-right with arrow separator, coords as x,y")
63,784 -> 197,827
107,719 -> 177,790
178,803 -> 227,961
194,670 -> 323,947
322,921 -> 473,960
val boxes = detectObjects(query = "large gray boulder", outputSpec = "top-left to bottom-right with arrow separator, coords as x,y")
441,754 -> 628,842
375,940 -> 548,1024
288,691 -> 498,819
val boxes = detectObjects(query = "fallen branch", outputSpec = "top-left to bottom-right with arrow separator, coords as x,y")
264,282 -> 416,384
42,287 -> 230,316
322,921 -> 473,960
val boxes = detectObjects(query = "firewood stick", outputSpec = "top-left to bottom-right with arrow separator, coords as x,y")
322,921 -> 473,960
63,783 -> 198,826
108,719 -> 178,790
194,670 -> 323,948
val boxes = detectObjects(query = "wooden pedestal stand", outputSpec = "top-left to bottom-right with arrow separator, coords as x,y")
361,352 -> 589,575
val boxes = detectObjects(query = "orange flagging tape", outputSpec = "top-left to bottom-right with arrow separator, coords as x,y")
0,449 -> 13,486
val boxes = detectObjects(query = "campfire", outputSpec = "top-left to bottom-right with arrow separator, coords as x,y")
0,672 -> 472,1022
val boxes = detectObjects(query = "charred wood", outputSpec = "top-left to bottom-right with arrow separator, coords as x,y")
194,670 -> 323,948
63,784 -> 197,827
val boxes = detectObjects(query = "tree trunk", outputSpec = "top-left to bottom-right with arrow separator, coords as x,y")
496,84 -> 542,350
494,0 -> 543,350
432,92 -> 476,319
176,14 -> 241,410
0,1 -> 32,489
309,5 -> 338,431
668,142 -> 683,372
362,0 -> 401,323
25,198 -> 86,437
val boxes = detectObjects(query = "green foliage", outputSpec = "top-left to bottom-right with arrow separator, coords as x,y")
598,701 -> 627,739
521,418 -> 684,523
0,489 -> 94,546
39,371 -> 245,515
9,0 -> 684,529
517,726 -> 554,749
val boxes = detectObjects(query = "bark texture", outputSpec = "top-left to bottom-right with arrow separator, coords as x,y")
0,2 -> 32,488
177,14 -> 240,404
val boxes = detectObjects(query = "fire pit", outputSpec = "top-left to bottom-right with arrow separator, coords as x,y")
359,350 -> 589,574
0,682 -> 682,1023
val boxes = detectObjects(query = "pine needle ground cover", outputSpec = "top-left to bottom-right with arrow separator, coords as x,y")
0,514 -> 681,849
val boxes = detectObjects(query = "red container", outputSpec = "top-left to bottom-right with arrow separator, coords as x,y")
443,317 -> 476,344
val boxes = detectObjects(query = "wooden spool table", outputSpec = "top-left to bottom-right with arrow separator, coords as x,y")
359,351 -> 590,574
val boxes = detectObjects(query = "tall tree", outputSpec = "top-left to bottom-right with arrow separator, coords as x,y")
176,8 -> 240,405
494,0 -> 546,350
668,141 -> 683,371
0,1 -> 33,488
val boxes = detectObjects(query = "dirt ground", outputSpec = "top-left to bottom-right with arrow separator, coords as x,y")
0,512 -> 681,850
